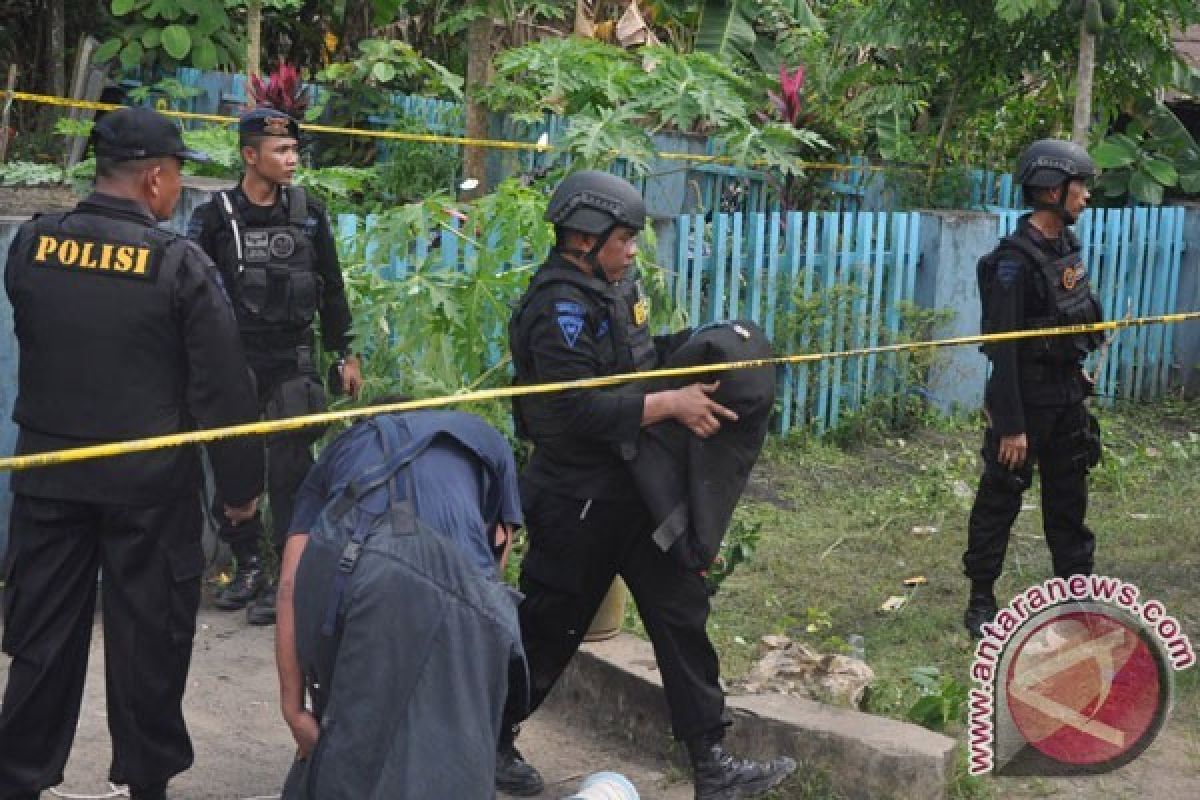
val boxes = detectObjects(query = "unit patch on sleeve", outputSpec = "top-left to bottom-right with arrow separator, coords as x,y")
32,234 -> 160,282
554,301 -> 586,348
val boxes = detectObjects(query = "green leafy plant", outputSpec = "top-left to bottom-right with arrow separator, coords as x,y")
1090,102 -> 1200,205
906,666 -> 968,732
0,160 -> 67,186
127,77 -> 204,106
95,0 -> 243,70
705,514 -> 763,592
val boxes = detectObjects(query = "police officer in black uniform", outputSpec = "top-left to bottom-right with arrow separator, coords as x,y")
0,107 -> 263,800
501,171 -> 796,800
188,108 -> 362,626
964,139 -> 1104,638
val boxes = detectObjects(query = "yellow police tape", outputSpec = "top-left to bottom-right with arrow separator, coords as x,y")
10,89 -> 921,172
0,312 -> 1196,473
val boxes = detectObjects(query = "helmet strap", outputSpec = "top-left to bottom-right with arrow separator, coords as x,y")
584,227 -> 614,281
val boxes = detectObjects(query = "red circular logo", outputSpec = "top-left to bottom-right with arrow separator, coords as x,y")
1005,610 -> 1163,767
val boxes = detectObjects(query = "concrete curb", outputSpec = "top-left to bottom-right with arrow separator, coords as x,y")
542,634 -> 957,800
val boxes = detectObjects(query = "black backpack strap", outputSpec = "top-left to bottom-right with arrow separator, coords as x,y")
318,417 -> 437,636
286,186 -> 308,227
213,190 -> 247,274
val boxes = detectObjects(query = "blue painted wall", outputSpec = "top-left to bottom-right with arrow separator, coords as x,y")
915,211 -> 997,413
1176,206 -> 1200,394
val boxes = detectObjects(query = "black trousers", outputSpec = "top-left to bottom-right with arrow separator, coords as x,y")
0,493 -> 203,797
506,487 -> 726,742
964,403 -> 1096,584
215,358 -> 323,559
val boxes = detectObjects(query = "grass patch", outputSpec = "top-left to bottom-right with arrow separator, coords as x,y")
697,398 -> 1200,798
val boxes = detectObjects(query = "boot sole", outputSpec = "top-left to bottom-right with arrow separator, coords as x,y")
496,778 -> 544,797
696,757 -> 798,800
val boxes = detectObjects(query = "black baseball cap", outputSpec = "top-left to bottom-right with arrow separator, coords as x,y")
238,107 -> 301,139
92,106 -> 210,163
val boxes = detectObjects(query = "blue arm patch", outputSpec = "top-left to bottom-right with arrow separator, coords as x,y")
995,258 -> 1022,289
557,309 -> 585,347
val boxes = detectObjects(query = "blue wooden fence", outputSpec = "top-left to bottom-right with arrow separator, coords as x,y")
998,207 -> 1188,402
672,211 -> 923,434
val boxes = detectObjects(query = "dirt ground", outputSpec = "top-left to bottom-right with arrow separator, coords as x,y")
0,602 -> 693,800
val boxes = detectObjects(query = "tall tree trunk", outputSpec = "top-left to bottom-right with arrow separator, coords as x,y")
1072,0 -> 1097,145
463,15 -> 493,199
46,0 -> 65,98
927,80 -> 960,204
247,0 -> 263,78
43,0 -> 66,131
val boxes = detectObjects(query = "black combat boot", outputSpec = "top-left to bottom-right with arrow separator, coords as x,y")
964,586 -> 999,639
214,554 -> 265,611
246,581 -> 277,626
495,725 -> 544,796
687,733 -> 797,800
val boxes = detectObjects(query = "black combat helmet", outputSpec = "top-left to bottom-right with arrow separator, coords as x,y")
1017,139 -> 1097,189
545,170 -> 646,235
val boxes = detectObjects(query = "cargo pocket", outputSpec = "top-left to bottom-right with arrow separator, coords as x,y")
265,266 -> 293,324
288,271 -> 319,326
163,518 -> 204,648
266,375 -> 328,444
237,266 -> 269,319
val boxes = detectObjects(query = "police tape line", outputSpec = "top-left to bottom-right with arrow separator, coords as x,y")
0,312 -> 1196,473
10,89 -> 930,172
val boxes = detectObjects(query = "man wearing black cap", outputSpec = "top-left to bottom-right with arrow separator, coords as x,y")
187,107 -> 360,626
0,107 -> 264,800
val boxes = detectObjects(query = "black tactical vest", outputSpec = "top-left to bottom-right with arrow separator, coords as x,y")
8,207 -> 191,439
509,261 -> 658,440
215,186 -> 320,329
979,230 -> 1104,363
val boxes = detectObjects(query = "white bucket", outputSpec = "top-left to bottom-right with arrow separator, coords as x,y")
562,770 -> 639,800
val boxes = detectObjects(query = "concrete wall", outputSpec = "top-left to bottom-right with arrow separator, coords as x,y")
915,210 -> 999,413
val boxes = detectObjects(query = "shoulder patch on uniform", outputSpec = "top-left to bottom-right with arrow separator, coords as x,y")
557,307 -> 585,347
996,257 -> 1022,289
554,300 -> 585,315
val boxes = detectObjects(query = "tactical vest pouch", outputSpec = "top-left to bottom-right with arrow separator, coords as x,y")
1002,235 -> 1104,361
218,189 -> 320,327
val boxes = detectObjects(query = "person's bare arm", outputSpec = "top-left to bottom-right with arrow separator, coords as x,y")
276,534 -> 320,758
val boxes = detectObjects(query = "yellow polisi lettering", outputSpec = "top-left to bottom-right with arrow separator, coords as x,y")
78,242 -> 98,269
34,235 -> 58,262
133,246 -> 151,275
113,246 -> 135,272
57,239 -> 79,266
32,234 -> 155,281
